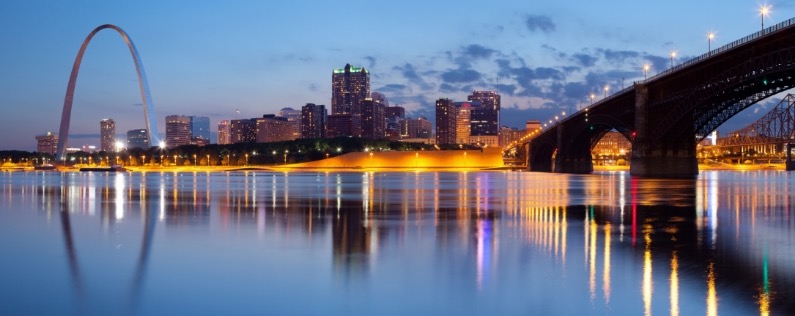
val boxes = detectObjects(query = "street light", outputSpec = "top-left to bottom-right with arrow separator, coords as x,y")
206,154 -> 210,166
603,85 -> 610,98
670,51 -> 677,68
707,32 -> 715,52
283,150 -> 289,165
590,93 -> 595,105
193,154 -> 197,166
760,5 -> 771,32
643,64 -> 650,78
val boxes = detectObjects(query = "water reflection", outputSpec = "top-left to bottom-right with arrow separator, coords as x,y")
0,171 -> 793,315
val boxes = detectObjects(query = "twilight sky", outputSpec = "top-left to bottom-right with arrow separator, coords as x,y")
0,0 -> 793,151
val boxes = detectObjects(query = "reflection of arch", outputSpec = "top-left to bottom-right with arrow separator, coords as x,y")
59,175 -> 157,308
56,24 -> 160,161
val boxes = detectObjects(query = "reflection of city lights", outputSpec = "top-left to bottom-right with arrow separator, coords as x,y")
707,262 -> 717,316
670,251 -> 680,316
603,223 -> 611,304
642,228 -> 652,316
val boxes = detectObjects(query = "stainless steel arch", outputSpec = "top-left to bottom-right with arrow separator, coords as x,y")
56,24 -> 160,161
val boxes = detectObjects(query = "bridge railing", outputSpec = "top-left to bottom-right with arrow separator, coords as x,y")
642,17 -> 795,84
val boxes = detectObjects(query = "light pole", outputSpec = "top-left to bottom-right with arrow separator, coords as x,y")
193,154 -> 197,166
603,85 -> 610,98
206,154 -> 210,166
707,32 -> 715,52
283,150 -> 289,165
643,64 -> 650,78
590,94 -> 595,105
670,51 -> 677,68
761,5 -> 771,32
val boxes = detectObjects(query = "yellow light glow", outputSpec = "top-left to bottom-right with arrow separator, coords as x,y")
760,5 -> 771,16
708,32 -> 715,40
671,51 -> 677,58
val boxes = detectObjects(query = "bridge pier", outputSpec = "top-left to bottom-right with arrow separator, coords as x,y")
788,143 -> 795,171
630,83 -> 698,178
554,123 -> 593,174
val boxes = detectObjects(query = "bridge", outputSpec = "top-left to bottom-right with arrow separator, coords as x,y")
717,93 -> 795,159
521,18 -> 795,178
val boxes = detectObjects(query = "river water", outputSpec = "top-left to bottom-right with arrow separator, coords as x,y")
0,170 -> 792,315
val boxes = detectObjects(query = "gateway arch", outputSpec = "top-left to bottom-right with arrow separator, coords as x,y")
56,24 -> 160,161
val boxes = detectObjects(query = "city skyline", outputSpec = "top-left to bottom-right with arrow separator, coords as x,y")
2,1 -> 794,150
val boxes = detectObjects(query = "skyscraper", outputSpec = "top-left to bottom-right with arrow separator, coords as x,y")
301,103 -> 326,139
400,117 -> 432,139
468,91 -> 501,146
331,63 -> 369,137
278,107 -> 302,140
100,118 -> 115,152
455,101 -> 476,145
332,63 -> 370,115
127,129 -> 149,149
217,120 -> 231,145
361,98 -> 386,140
435,98 -> 457,145
165,115 -> 191,148
190,116 -> 211,142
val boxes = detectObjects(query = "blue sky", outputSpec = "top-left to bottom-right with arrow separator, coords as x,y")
1,0 -> 793,150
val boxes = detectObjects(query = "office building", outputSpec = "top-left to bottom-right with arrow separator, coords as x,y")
385,105 -> 405,141
468,91 -> 501,144
327,114 -> 361,138
361,98 -> 386,140
500,126 -> 524,149
230,119 -> 256,143
400,117 -> 432,139
385,105 -> 405,120
100,118 -> 115,152
190,116 -> 211,142
331,63 -> 369,137
217,120 -> 231,145
35,132 -> 58,155
278,107 -> 302,140
165,115 -> 191,148
127,129 -> 149,149
526,120 -> 542,135
454,101 -> 476,145
256,115 -> 293,143
301,103 -> 327,139
435,98 -> 457,145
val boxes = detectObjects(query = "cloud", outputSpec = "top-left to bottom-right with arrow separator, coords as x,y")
439,83 -> 457,93
441,69 -> 482,83
132,103 -> 143,107
376,84 -> 410,95
494,84 -> 517,96
309,83 -> 318,92
571,53 -> 597,67
463,44 -> 497,59
365,56 -> 376,69
525,15 -> 555,33
394,63 -> 433,90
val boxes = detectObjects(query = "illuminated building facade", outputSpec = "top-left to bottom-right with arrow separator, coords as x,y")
165,115 -> 192,148
126,129 -> 149,149
361,98 -> 386,140
592,131 -> 632,158
499,126 -> 524,149
35,132 -> 58,155
525,120 -> 541,135
255,115 -> 293,143
385,105 -> 405,141
100,118 -> 115,152
301,103 -> 327,139
278,107 -> 302,140
468,91 -> 501,144
217,120 -> 231,145
435,98 -> 457,145
331,63 -> 369,137
455,102 -> 475,145
230,119 -> 256,143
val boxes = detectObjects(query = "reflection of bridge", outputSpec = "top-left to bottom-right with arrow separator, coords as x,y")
717,94 -> 795,156
523,18 -> 795,178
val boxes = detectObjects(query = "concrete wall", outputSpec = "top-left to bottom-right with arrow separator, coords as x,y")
285,148 -> 504,169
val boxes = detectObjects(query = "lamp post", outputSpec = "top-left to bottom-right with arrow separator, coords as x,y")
761,5 -> 771,32
206,154 -> 210,166
590,94 -> 595,105
142,155 -> 146,166
707,32 -> 715,52
643,64 -> 650,78
173,155 -> 177,166
283,150 -> 289,165
603,85 -> 610,98
193,154 -> 197,166
670,51 -> 677,68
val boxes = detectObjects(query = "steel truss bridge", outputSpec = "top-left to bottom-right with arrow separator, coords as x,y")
718,94 -> 795,155
520,17 -> 795,178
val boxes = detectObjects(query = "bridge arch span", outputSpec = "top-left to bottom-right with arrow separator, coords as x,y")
56,24 -> 160,161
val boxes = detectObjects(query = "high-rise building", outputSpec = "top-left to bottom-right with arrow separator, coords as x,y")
127,129 -> 149,149
278,107 -> 302,140
371,91 -> 389,106
35,132 -> 58,155
327,114 -> 361,138
190,116 -> 211,142
301,103 -> 327,139
361,98 -> 386,140
332,63 -> 370,115
100,118 -> 115,152
256,115 -> 293,143
165,115 -> 192,148
385,105 -> 405,120
454,101 -> 476,145
217,120 -> 231,145
468,91 -> 501,142
435,98 -> 457,145
400,117 -> 432,139
385,105 -> 405,141
331,63 -> 369,137
230,119 -> 256,143
500,126 -> 524,149
525,120 -> 542,135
